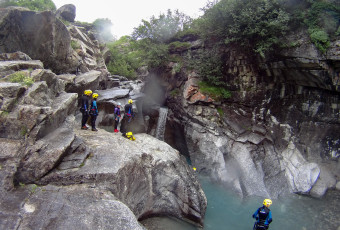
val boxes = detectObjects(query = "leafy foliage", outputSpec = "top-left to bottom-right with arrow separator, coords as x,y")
168,41 -> 191,53
196,0 -> 291,57
198,81 -> 231,100
309,28 -> 330,53
70,40 -> 80,50
302,1 -> 340,53
132,9 -> 192,43
106,36 -> 143,79
189,46 -> 226,86
8,72 -> 34,86
0,0 -> 56,11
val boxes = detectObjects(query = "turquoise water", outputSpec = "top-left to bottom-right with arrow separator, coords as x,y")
200,176 -> 340,230
143,176 -> 340,230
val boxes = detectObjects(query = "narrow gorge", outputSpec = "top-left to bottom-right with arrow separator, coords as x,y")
0,2 -> 339,230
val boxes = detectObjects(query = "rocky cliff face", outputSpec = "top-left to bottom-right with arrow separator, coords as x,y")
0,5 -> 207,230
151,30 -> 340,199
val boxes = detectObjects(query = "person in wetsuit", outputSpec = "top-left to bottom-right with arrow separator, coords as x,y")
80,89 -> 92,130
120,99 -> 134,133
114,103 -> 121,133
89,93 -> 99,131
252,199 -> 273,230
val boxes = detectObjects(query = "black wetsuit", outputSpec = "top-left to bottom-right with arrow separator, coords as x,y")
80,94 -> 90,127
253,206 -> 272,230
90,99 -> 98,129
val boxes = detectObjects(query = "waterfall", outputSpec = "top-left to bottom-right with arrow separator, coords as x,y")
155,107 -> 168,141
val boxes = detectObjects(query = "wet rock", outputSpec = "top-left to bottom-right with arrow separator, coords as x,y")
310,165 -> 337,197
281,142 -> 320,193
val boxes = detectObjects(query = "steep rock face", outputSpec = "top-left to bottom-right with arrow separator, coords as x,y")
0,7 -> 108,75
0,7 -> 76,74
156,31 -> 340,198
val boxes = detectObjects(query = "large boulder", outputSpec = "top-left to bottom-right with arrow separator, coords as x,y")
56,4 -> 76,22
0,7 -> 77,73
0,185 -> 144,230
41,129 -> 207,227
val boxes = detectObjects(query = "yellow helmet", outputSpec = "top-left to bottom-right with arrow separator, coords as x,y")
84,89 -> 92,96
263,199 -> 272,208
92,93 -> 98,99
128,99 -> 133,104
126,132 -> 135,140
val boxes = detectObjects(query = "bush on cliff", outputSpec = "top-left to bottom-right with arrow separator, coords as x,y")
302,1 -> 340,53
0,0 -> 56,11
198,81 -> 231,100
195,0 -> 291,57
106,36 -> 143,79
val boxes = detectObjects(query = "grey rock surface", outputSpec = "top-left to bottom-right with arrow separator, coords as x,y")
56,4 -> 76,22
0,185 -> 144,230
41,128 -> 207,226
0,7 -> 76,73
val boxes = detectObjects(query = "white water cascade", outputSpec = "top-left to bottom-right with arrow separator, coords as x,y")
155,107 -> 168,141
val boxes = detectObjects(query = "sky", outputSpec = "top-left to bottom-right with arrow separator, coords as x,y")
53,0 -> 209,39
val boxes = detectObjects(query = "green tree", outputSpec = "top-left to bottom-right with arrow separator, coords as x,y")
197,0 -> 291,57
0,0 -> 56,11
132,9 -> 192,43
106,36 -> 143,79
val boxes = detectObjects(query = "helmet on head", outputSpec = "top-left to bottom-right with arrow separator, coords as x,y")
117,102 -> 121,106
128,99 -> 133,104
263,199 -> 272,208
84,90 -> 92,96
92,93 -> 98,99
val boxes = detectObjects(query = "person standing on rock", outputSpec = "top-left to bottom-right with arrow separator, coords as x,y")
120,99 -> 134,133
252,199 -> 273,230
80,89 -> 92,130
90,93 -> 99,131
125,99 -> 134,122
114,103 -> 121,133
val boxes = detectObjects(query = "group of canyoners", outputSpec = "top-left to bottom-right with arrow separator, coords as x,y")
80,90 -> 273,229
79,90 -> 135,140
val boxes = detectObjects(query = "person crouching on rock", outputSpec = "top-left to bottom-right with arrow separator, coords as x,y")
252,199 -> 273,230
114,103 -> 121,133
89,93 -> 99,131
80,89 -> 92,130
